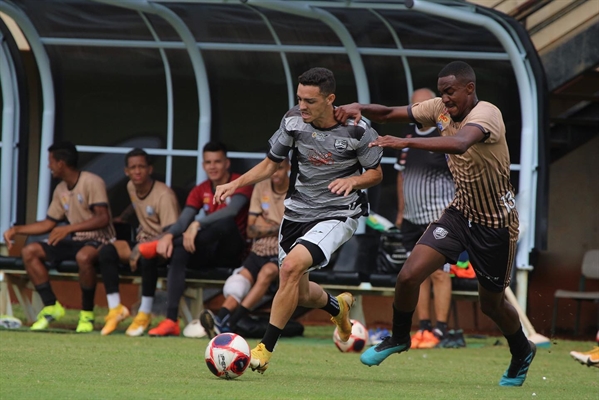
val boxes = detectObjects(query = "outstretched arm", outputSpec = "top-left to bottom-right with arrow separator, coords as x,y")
3,219 -> 57,249
213,158 -> 279,204
328,164 -> 383,196
335,103 -> 411,125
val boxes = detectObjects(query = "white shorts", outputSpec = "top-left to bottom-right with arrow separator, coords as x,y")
278,217 -> 359,272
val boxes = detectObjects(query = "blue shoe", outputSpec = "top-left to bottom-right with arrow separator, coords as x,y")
499,341 -> 536,386
361,336 -> 410,366
199,309 -> 221,339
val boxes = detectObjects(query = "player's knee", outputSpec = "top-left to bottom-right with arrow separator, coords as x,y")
223,273 -> 252,303
396,268 -> 422,288
279,259 -> 304,283
257,263 -> 278,282
21,243 -> 42,263
76,248 -> 96,267
98,243 -> 118,266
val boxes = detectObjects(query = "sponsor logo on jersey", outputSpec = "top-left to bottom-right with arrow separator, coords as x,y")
334,139 -> 348,152
436,112 -> 450,132
77,194 -> 83,204
146,205 -> 155,216
433,227 -> 448,240
312,132 -> 328,141
308,150 -> 334,166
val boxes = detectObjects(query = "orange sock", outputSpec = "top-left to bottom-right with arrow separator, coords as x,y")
138,241 -> 158,259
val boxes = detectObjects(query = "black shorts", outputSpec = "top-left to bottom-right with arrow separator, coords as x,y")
241,252 -> 278,282
417,206 -> 518,292
39,239 -> 103,269
400,219 -> 428,252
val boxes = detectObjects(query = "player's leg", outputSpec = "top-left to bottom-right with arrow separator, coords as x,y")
99,240 -> 131,335
148,237 -> 189,336
126,256 -> 158,337
412,276 -> 434,349
75,244 -> 101,333
22,242 -> 66,329
430,267 -> 451,341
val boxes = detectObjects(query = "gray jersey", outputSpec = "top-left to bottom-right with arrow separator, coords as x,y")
268,105 -> 383,222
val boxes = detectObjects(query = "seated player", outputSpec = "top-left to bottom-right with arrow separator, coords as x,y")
98,148 -> 179,336
135,141 -> 253,336
2,142 -> 115,332
199,159 -> 290,337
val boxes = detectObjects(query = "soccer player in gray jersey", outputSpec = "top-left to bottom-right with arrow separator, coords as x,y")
214,67 -> 383,374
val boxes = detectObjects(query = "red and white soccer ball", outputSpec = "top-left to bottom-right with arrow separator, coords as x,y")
333,319 -> 368,353
205,333 -> 251,379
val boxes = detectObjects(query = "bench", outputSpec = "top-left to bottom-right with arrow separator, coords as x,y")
0,233 -> 480,327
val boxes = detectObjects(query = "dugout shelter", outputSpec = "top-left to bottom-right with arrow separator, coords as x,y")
0,0 -> 548,310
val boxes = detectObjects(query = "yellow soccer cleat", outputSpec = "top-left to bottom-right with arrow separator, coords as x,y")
76,310 -> 95,333
101,304 -> 130,336
31,302 -> 66,330
330,292 -> 355,342
126,312 -> 152,337
250,343 -> 272,374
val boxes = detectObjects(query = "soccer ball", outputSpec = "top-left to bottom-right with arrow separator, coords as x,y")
205,333 -> 251,379
333,319 -> 368,353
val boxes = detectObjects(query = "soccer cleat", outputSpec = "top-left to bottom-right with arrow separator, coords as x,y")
360,336 -> 410,366
410,330 -> 424,349
126,311 -> 152,337
148,318 -> 180,337
570,347 -> 599,368
76,310 -> 95,333
437,329 -> 466,348
330,292 -> 355,342
101,304 -> 130,336
199,309 -> 221,339
418,330 -> 441,349
499,341 -> 536,386
249,343 -> 272,374
30,301 -> 66,330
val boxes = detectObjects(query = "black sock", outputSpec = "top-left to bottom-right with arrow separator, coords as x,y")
140,258 -> 158,297
392,306 -> 414,342
419,319 -> 432,332
228,306 -> 249,330
98,244 -> 119,294
165,250 -> 187,321
81,285 -> 96,312
217,307 -> 231,321
35,282 -> 56,307
320,293 -> 340,316
435,321 -> 448,337
262,324 -> 283,352
505,326 -> 531,359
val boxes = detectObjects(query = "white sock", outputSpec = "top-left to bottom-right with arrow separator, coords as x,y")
107,293 -> 120,310
139,296 -> 154,314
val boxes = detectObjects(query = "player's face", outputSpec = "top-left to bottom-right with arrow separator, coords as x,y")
125,155 -> 152,186
437,75 -> 474,120
297,84 -> 335,128
270,160 -> 290,188
203,150 -> 230,184
47,152 -> 64,179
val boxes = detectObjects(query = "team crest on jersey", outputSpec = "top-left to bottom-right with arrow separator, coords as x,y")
77,194 -> 83,204
312,132 -> 328,141
334,139 -> 348,152
146,205 -> 155,216
436,112 -> 450,132
433,227 -> 448,240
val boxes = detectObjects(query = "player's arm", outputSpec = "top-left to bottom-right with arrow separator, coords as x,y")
328,164 -> 383,197
48,204 -> 111,245
3,219 -> 57,249
370,125 -> 485,155
214,158 -> 279,204
335,103 -> 410,125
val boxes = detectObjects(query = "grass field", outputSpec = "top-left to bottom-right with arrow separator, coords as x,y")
1,308 -> 597,399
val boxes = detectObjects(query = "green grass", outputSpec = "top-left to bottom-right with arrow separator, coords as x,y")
1,307 -> 597,399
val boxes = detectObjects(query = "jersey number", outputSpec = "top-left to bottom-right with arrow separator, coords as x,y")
500,191 -> 516,213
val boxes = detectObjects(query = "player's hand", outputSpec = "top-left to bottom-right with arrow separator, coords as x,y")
213,182 -> 237,205
328,177 -> 357,197
48,225 -> 71,245
156,234 -> 173,258
334,103 -> 362,125
369,135 -> 407,150
2,227 -> 16,250
183,221 -> 200,253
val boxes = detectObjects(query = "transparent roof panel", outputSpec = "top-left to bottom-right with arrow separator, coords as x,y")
15,0 -> 152,40
260,9 -> 343,46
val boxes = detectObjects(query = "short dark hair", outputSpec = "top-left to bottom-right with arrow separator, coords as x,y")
125,148 -> 152,167
203,141 -> 228,155
438,61 -> 476,85
48,141 -> 78,168
298,67 -> 336,96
